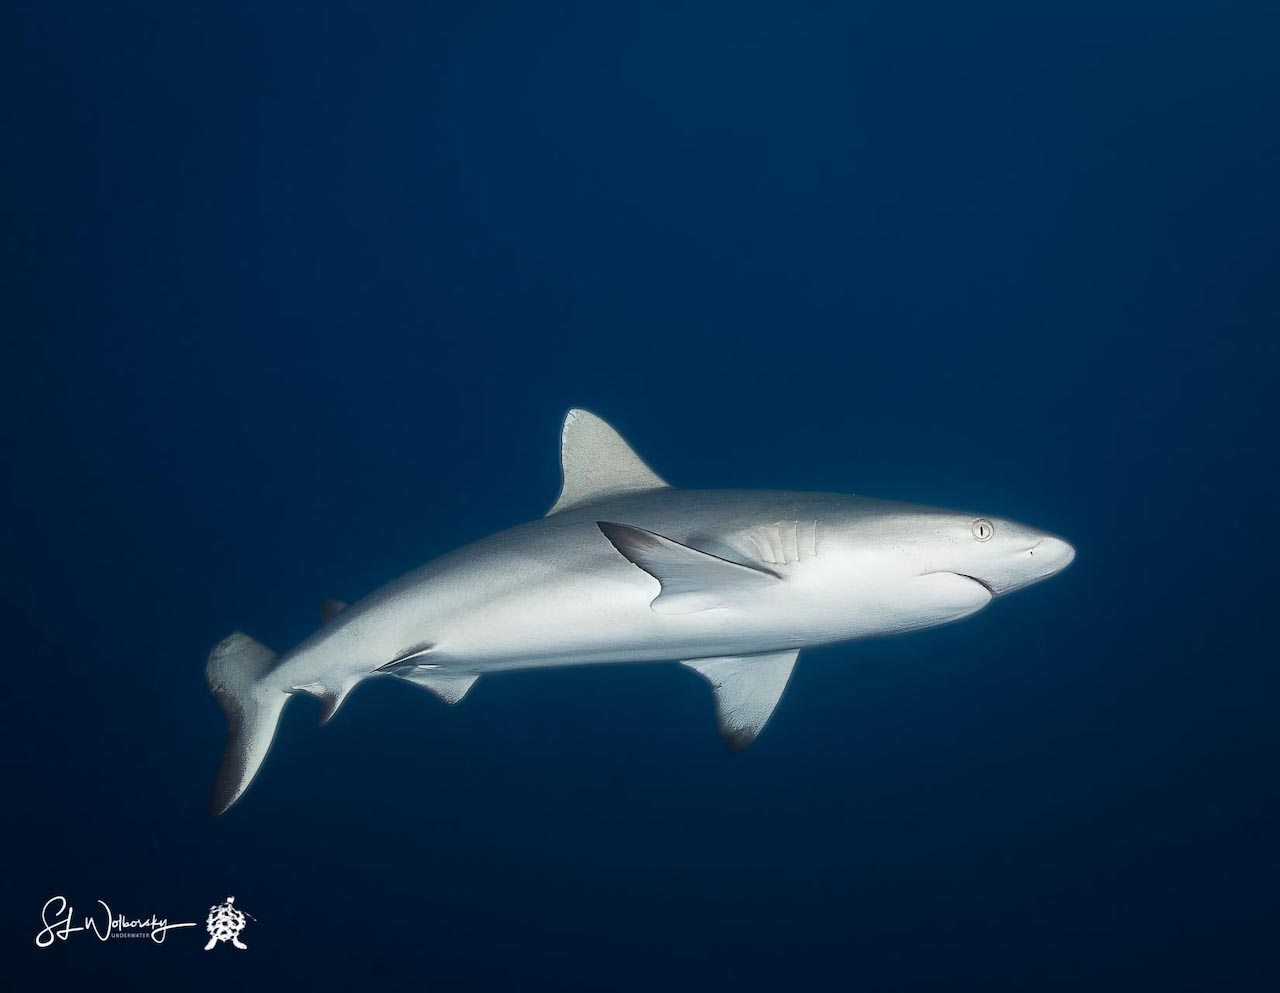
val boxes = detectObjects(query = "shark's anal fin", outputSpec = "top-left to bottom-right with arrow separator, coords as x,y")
681,650 -> 799,752
318,679 -> 360,723
291,677 -> 362,724
321,599 -> 348,623
597,521 -> 781,614
394,668 -> 479,705
546,409 -> 670,516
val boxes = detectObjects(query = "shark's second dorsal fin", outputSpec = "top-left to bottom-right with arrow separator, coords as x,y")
546,409 -> 669,516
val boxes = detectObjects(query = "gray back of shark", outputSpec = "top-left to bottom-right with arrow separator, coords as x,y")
207,408 -> 1075,814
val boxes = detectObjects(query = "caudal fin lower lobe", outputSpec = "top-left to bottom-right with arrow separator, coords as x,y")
206,632 -> 288,815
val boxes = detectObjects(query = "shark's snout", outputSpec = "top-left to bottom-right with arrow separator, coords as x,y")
1034,535 -> 1076,574
996,533 -> 1075,594
961,531 -> 1076,597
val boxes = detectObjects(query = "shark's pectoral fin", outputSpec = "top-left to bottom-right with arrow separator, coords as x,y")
321,599 -> 348,622
546,409 -> 670,516
681,650 -> 799,752
597,521 -> 781,614
394,668 -> 479,704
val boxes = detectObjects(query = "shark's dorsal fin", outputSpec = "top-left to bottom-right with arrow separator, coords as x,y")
682,650 -> 799,752
546,409 -> 669,516
598,521 -> 780,614
321,599 -> 348,623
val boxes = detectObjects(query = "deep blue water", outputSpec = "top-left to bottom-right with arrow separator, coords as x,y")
5,2 -> 1278,989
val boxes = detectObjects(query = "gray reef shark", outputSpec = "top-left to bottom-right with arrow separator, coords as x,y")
208,409 -> 1075,814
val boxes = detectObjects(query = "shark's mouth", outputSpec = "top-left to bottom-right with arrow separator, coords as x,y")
955,573 -> 996,595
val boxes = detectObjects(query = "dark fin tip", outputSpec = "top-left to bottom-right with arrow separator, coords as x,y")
722,729 -> 756,754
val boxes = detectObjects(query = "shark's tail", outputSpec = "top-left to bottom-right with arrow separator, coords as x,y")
206,632 -> 288,816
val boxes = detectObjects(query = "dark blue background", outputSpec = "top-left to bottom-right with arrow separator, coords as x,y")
4,2 -> 1277,989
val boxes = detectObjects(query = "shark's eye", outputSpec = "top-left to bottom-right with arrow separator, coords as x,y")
971,519 -> 994,542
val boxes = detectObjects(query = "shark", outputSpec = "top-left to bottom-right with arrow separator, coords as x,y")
207,408 -> 1075,814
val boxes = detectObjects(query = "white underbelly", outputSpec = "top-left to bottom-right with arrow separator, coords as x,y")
427,573 -> 790,669
421,565 -> 983,672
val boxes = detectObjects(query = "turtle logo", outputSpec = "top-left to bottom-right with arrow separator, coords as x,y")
203,896 -> 251,951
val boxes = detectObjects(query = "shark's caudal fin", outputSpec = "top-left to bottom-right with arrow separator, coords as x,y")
546,408 -> 670,515
206,633 -> 288,816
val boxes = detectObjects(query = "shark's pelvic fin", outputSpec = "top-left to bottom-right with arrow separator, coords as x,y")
206,632 -> 289,816
395,668 -> 480,704
597,521 -> 781,614
376,643 -> 435,673
546,408 -> 670,516
682,650 -> 799,752
321,599 -> 348,622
